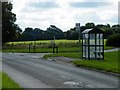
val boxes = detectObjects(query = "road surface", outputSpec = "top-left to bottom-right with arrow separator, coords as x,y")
2,53 -> 119,88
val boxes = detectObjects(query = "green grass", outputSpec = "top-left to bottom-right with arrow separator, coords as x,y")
43,51 -> 119,74
2,72 -> 22,89
3,39 -> 113,53
72,51 -> 119,74
43,52 -> 81,59
8,39 -> 107,45
0,72 -> 2,89
2,47 -> 80,53
8,40 -> 79,45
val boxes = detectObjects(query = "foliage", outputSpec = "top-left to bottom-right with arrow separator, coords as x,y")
65,23 -> 120,40
18,25 -> 65,41
65,28 -> 79,40
2,2 -> 22,44
85,22 -> 95,29
112,24 -> 120,33
102,28 -> 113,39
106,33 -> 120,47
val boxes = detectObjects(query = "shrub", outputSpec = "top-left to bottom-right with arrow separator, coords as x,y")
106,33 -> 120,47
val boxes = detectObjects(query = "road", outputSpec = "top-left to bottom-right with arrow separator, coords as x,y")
104,48 -> 119,52
2,53 -> 119,88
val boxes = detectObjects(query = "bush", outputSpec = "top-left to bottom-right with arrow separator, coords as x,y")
106,33 -> 120,47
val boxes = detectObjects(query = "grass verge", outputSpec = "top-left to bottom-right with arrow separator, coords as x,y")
43,52 -> 81,59
43,51 -> 119,74
2,72 -> 23,89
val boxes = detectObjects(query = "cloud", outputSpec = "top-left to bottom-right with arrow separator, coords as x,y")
28,2 -> 59,9
12,0 -> 119,31
70,2 -> 113,8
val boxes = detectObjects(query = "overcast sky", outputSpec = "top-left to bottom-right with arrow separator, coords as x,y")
12,0 -> 119,31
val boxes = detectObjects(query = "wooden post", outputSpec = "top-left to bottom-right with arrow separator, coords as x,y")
29,43 -> 30,53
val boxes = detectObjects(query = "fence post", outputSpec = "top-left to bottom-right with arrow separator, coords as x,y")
29,43 -> 30,53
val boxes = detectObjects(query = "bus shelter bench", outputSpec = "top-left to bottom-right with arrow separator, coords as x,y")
93,51 -> 103,57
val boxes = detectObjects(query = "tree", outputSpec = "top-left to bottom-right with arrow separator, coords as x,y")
46,25 -> 65,39
112,24 -> 120,33
22,27 -> 34,41
65,28 -> 79,40
2,2 -> 21,44
80,26 -> 86,32
106,33 -> 120,47
103,28 -> 113,39
85,22 -> 95,29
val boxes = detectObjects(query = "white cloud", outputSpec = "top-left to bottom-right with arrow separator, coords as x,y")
12,0 -> 119,31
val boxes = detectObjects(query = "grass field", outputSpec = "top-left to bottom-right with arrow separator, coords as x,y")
1,72 -> 22,89
7,39 -> 109,46
3,39 -> 113,53
43,51 -> 119,74
8,40 -> 79,45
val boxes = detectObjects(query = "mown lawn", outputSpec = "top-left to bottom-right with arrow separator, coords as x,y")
1,72 -> 22,89
43,51 -> 119,74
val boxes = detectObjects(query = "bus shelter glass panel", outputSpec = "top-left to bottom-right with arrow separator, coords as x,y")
83,46 -> 85,58
100,47 -> 103,59
90,34 -> 95,45
90,46 -> 95,58
83,34 -> 85,45
82,34 -> 89,59
96,34 -> 100,45
100,34 -> 103,45
82,34 -> 85,58
85,46 -> 88,58
84,34 -> 88,45
96,47 -> 100,58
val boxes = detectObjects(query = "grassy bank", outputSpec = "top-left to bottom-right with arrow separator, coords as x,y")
73,51 -> 119,74
43,51 -> 119,74
43,52 -> 81,59
1,72 -> 22,89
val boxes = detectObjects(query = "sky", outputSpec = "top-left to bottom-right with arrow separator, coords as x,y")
12,0 -> 119,31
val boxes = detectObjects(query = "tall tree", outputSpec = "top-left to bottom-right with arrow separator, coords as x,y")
85,22 -> 95,29
2,2 -> 21,44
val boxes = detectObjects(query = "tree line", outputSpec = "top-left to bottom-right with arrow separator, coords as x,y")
14,23 -> 120,41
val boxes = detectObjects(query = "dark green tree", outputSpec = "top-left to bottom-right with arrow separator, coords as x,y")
85,22 -> 95,29
106,33 -> 120,47
2,2 -> 21,44
22,27 -> 34,41
112,24 -> 120,33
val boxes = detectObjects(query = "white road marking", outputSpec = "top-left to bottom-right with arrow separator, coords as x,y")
86,84 -> 94,88
64,81 -> 79,86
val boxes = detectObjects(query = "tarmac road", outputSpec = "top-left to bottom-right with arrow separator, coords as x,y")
2,53 -> 119,88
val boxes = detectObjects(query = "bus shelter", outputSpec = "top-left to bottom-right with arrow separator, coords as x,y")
81,28 -> 104,60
